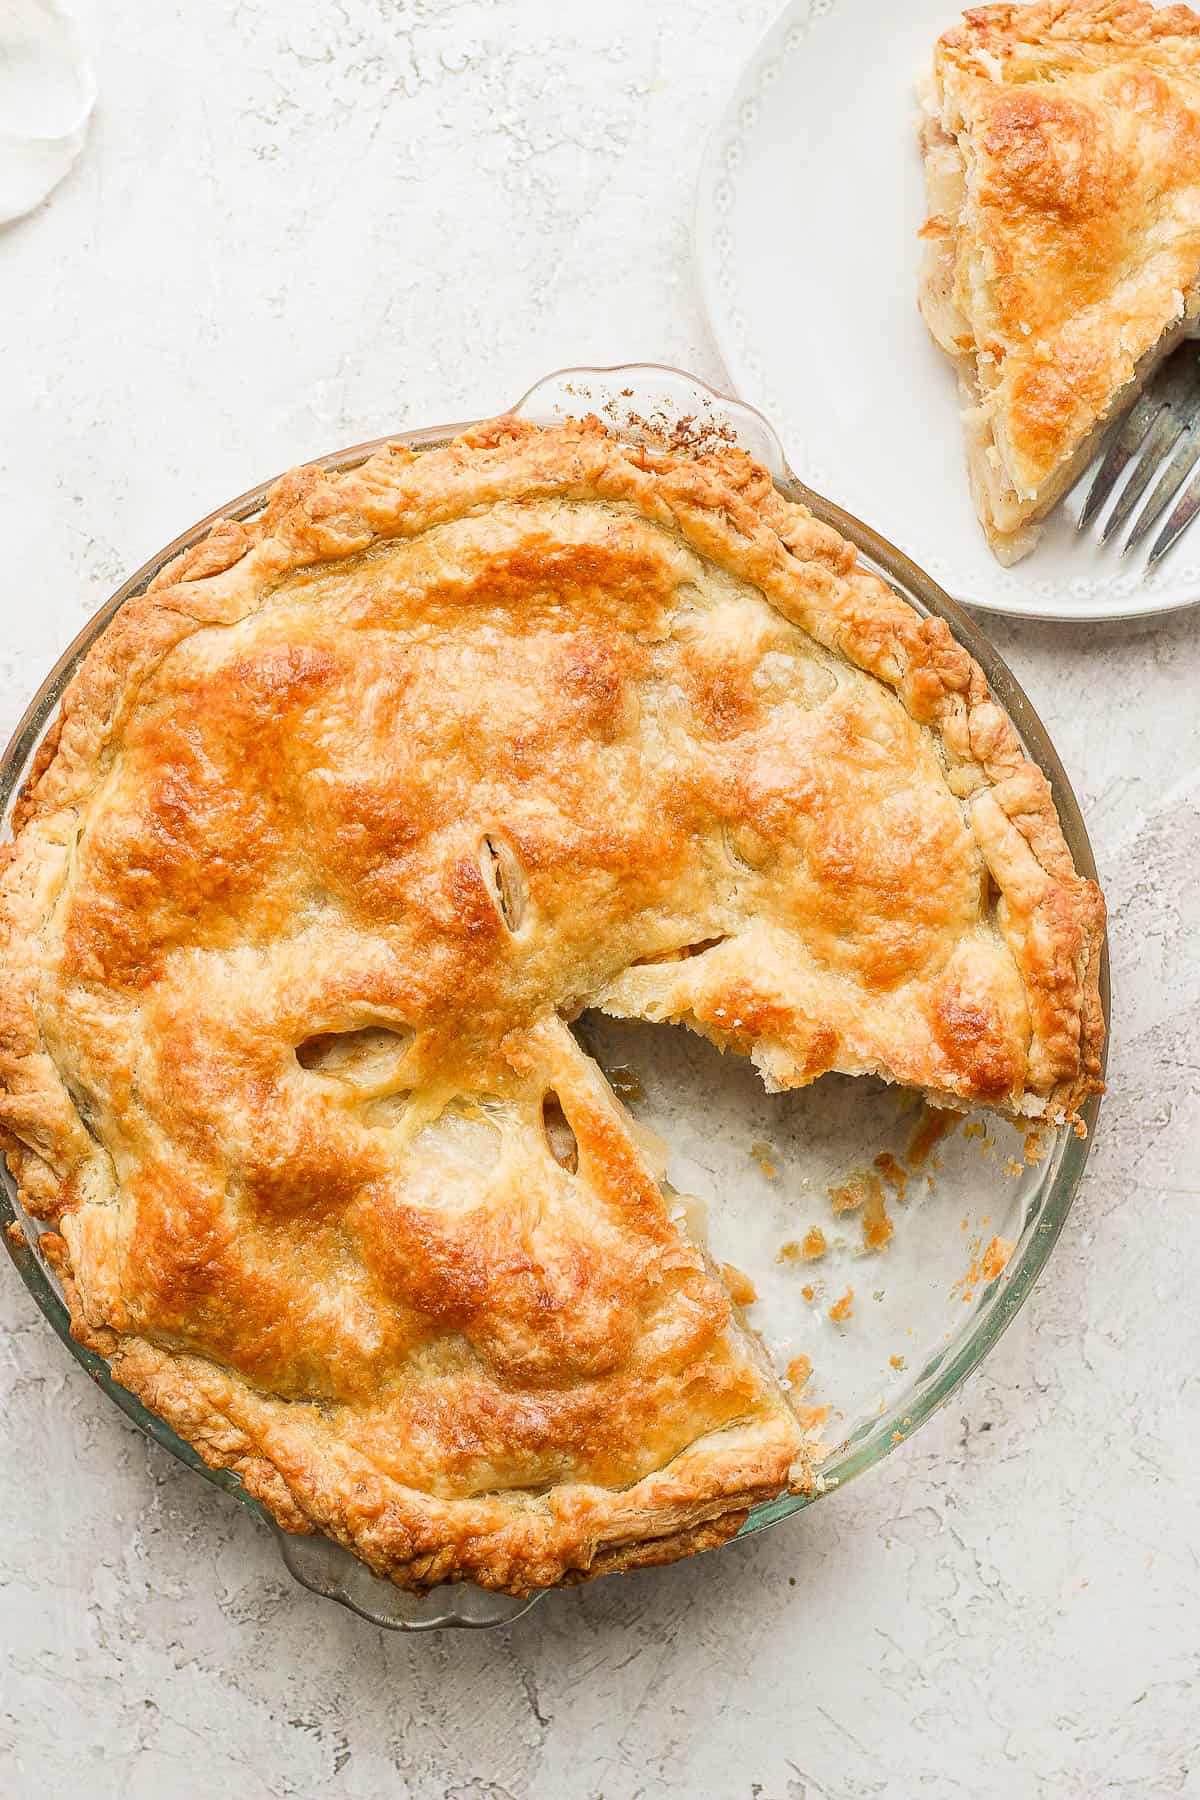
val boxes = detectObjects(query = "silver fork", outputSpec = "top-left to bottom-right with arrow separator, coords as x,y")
1076,341 -> 1200,568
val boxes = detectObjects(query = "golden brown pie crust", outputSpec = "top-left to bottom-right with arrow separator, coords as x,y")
0,418 -> 1105,1592
919,0 -> 1200,562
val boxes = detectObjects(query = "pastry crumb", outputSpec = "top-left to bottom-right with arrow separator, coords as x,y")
801,1283 -> 816,1302
5,1220 -> 27,1249
889,1353 -> 906,1371
981,1235 -> 1014,1281
830,1171 -> 868,1214
958,1232 -> 1014,1304
750,1139 -> 779,1179
861,1180 -> 893,1252
873,1151 -> 908,1197
722,1262 -> 758,1307
786,1353 -> 812,1391
830,1172 -> 892,1252
779,1226 -> 827,1264
829,1287 -> 854,1323
794,1402 -> 830,1433
906,1105 -> 956,1169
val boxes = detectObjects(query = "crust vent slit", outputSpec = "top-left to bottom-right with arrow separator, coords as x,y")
542,1091 -> 579,1174
479,833 -> 527,933
64,1078 -> 102,1146
296,1024 -> 412,1090
633,936 -> 729,967
722,823 -> 768,873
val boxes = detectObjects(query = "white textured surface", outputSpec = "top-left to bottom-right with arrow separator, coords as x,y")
1,4 -> 1197,1796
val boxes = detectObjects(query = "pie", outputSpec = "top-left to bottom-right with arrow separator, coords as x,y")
918,0 -> 1200,563
0,417 -> 1105,1593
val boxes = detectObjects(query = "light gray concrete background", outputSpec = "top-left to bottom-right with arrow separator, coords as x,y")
2,3 -> 1197,1796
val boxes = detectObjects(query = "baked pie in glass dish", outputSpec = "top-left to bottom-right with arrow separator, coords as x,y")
919,0 -> 1200,563
0,367 -> 1106,1623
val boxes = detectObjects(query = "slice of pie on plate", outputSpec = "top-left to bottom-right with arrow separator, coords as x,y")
919,0 -> 1200,564
0,418 -> 1105,1592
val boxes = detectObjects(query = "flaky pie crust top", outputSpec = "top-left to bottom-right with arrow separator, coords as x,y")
0,418 -> 1105,1591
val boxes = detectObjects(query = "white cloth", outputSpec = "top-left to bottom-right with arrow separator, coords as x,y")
0,0 -> 93,226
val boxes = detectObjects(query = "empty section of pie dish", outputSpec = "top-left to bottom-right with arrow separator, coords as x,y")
0,364 -> 1106,1630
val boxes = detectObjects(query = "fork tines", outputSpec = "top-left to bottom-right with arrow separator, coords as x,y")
1077,342 -> 1200,568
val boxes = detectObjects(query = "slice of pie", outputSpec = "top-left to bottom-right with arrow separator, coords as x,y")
919,0 -> 1200,563
0,418 -> 1105,1592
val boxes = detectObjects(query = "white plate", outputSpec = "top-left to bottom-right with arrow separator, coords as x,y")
695,0 -> 1200,621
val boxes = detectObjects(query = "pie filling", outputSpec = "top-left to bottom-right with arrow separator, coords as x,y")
0,419 -> 1105,1591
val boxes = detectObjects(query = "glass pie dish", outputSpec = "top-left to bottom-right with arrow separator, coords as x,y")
0,364 -> 1108,1631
